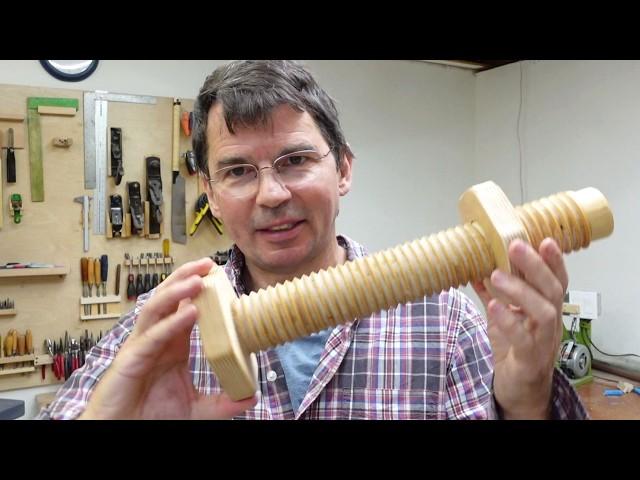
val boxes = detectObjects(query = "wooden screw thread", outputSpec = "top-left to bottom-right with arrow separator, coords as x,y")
515,191 -> 592,254
232,189 -> 608,354
233,221 -> 496,354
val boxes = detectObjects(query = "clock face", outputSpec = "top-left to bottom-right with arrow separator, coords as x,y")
40,60 -> 99,82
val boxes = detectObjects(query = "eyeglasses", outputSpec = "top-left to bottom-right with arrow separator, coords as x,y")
206,147 -> 335,198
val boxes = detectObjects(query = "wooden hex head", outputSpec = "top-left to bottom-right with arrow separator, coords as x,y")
192,265 -> 258,401
458,181 -> 530,273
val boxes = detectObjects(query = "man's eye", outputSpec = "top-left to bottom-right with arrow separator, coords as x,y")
283,155 -> 307,167
228,166 -> 251,178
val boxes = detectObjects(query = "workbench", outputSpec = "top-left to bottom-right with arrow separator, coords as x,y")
0,398 -> 25,419
576,369 -> 640,419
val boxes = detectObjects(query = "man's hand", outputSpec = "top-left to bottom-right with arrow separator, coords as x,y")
472,238 -> 568,419
79,257 -> 258,420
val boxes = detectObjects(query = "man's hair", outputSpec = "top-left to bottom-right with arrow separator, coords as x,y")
192,60 -> 351,178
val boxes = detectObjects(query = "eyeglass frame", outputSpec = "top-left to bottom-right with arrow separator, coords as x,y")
203,146 -> 336,192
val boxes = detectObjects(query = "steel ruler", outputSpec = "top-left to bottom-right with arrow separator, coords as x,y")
83,91 -> 156,235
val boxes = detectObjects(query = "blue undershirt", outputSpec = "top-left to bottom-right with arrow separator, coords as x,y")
274,327 -> 333,413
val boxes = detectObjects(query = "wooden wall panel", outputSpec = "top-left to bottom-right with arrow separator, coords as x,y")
0,83 -> 231,391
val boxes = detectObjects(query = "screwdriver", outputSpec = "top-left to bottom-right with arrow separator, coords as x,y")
161,239 -> 170,282
151,253 -> 159,289
6,128 -> 16,183
143,253 -> 151,293
94,258 -> 101,314
80,257 -> 89,315
115,263 -> 121,297
100,255 -> 108,313
135,253 -> 144,297
25,329 -> 32,369
87,257 -> 94,315
125,253 -> 135,300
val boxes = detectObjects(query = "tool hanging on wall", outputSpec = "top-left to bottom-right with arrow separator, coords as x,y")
52,137 -> 73,148
5,128 -> 16,183
0,299 -> 14,310
110,127 -> 124,185
0,116 -> 24,230
87,257 -> 94,315
189,193 -> 223,236
84,91 -> 156,235
146,156 -> 163,236
151,253 -> 160,289
74,195 -> 92,252
115,263 -> 121,297
27,97 -> 79,202
94,257 -> 101,311
100,255 -> 108,314
9,194 -> 22,224
181,111 -> 192,136
80,258 -> 89,316
127,181 -> 144,235
109,194 -> 123,237
184,150 -> 197,175
143,253 -> 151,293
125,253 -> 135,300
135,253 -> 144,297
161,239 -> 170,283
171,98 -> 187,245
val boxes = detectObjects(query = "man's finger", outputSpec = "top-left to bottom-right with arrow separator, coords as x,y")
539,238 -> 569,294
116,303 -> 199,378
488,299 -> 533,361
508,239 -> 565,307
156,257 -> 215,292
136,275 -> 204,332
489,269 -> 558,336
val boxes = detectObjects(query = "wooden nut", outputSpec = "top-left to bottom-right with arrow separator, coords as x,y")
192,265 -> 257,401
458,181 -> 529,274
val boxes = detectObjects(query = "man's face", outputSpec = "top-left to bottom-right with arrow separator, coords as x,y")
204,104 -> 352,276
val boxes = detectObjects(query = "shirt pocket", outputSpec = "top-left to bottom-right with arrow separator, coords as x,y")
339,388 -> 442,420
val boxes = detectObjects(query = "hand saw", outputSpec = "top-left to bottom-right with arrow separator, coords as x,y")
171,98 -> 187,244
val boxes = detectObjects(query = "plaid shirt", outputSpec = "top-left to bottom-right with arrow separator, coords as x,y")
38,235 -> 587,420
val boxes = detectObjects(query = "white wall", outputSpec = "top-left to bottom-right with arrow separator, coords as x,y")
475,60 -> 640,369
305,60 -> 476,252
0,60 -> 229,99
0,60 -> 477,417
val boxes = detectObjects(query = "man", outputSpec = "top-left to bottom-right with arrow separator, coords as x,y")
38,60 -> 586,420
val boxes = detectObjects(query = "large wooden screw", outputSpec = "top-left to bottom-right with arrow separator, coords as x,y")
192,181 -> 614,400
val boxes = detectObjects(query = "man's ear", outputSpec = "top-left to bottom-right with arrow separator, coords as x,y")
202,174 -> 222,218
337,147 -> 354,197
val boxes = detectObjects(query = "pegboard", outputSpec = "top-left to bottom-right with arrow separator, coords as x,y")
0,82 -> 231,392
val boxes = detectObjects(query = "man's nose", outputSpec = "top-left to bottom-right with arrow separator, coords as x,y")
255,168 -> 291,208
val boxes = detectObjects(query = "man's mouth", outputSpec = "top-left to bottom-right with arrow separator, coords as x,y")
257,220 -> 305,234
266,223 -> 297,232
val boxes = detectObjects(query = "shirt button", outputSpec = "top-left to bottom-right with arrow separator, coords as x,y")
266,370 -> 277,382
